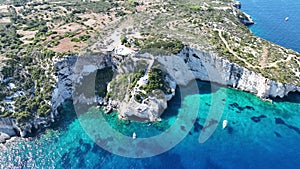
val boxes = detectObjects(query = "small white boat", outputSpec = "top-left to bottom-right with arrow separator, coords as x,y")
285,17 -> 289,21
222,120 -> 228,129
132,132 -> 137,139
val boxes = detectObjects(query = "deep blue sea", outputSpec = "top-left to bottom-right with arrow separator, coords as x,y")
239,0 -> 300,53
1,1 -> 300,169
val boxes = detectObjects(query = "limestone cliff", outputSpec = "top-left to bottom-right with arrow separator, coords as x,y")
51,47 -> 300,123
177,47 -> 300,98
2,47 -> 299,139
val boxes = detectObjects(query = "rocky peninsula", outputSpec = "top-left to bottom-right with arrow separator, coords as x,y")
0,0 -> 299,143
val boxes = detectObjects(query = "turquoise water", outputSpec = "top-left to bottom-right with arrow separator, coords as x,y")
1,81 -> 300,168
1,1 -> 300,168
239,0 -> 300,53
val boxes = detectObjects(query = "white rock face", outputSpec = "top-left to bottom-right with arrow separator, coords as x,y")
52,54 -> 113,116
3,46 -> 297,139
51,56 -> 77,118
119,95 -> 167,122
0,117 -> 17,142
178,47 -> 300,98
0,118 -> 16,137
47,47 -> 300,126
156,55 -> 196,86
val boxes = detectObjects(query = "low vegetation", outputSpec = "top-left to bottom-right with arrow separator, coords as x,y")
139,35 -> 184,55
141,67 -> 172,95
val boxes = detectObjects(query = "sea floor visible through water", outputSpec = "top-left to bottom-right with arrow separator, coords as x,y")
1,1 -> 300,168
0,81 -> 300,169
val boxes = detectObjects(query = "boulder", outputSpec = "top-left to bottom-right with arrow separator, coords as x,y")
0,118 -> 17,137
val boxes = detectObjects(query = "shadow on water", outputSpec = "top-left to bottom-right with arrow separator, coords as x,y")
26,100 -> 77,138
272,91 -> 300,104
161,80 -> 220,119
27,55 -> 80,138
161,86 -> 182,119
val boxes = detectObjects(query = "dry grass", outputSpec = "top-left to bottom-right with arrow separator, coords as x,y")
0,17 -> 10,24
50,37 -> 86,53
0,55 -> 9,61
17,30 -> 38,44
54,23 -> 85,33
0,5 -> 8,13
78,12 -> 116,29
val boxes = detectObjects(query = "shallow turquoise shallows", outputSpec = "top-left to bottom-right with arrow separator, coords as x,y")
1,81 -> 300,169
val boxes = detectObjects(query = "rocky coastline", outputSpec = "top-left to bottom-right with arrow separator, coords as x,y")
1,45 -> 300,143
179,47 -> 300,99
232,1 -> 254,26
73,47 -> 300,120
50,47 -> 300,123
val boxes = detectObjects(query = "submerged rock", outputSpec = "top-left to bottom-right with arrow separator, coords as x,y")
251,115 -> 267,123
275,118 -> 285,125
274,131 -> 282,138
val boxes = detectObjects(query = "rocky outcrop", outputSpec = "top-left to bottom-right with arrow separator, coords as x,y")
232,1 -> 254,26
238,12 -> 254,26
58,48 -> 298,122
0,116 -> 39,142
2,46 -> 298,141
0,117 -> 17,143
233,1 -> 241,9
0,54 -> 113,141
53,54 -> 113,116
119,94 -> 168,122
108,54 -> 177,122
117,75 -> 176,122
174,47 -> 300,98
52,56 -> 77,118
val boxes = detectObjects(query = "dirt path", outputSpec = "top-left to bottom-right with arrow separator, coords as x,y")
264,55 -> 293,68
218,29 -> 298,70
218,29 -> 256,69
259,45 -> 268,67
101,16 -> 134,52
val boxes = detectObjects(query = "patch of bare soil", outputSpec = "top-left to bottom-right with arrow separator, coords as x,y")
0,17 -> 10,24
16,30 -> 38,44
0,55 -> 9,61
260,45 -> 269,68
0,5 -> 8,13
54,23 -> 85,34
50,37 -> 86,53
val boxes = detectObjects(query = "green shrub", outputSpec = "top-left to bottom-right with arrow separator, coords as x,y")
79,34 -> 91,41
134,94 -> 142,103
71,38 -> 80,42
37,104 -> 51,117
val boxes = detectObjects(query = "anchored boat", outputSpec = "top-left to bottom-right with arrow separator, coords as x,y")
132,132 -> 137,139
222,120 -> 228,129
285,17 -> 289,21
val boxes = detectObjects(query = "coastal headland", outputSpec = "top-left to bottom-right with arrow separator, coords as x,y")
0,0 -> 299,143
